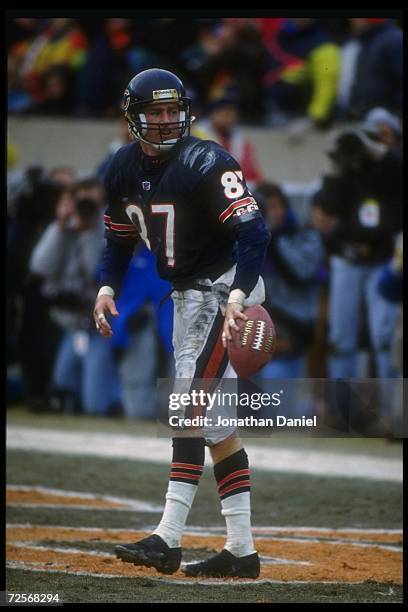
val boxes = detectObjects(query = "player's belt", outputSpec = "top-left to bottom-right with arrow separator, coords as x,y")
160,261 -> 234,306
160,281 -> 213,308
173,280 -> 213,292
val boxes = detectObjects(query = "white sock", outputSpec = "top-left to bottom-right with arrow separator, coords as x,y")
153,481 -> 198,548
221,491 -> 256,557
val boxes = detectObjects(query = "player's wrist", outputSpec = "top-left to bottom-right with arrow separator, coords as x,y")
97,286 -> 115,299
228,288 -> 246,306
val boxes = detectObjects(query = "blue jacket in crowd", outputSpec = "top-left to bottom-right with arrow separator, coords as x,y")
109,245 -> 173,353
262,208 -> 325,324
377,264 -> 402,304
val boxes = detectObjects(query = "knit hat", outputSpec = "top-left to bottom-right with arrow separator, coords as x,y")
363,107 -> 402,136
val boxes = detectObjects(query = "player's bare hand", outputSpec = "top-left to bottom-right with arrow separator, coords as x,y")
93,295 -> 119,337
222,303 -> 248,348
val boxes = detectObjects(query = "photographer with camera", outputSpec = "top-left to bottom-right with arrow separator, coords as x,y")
312,123 -> 402,380
29,181 -> 122,414
7,166 -> 66,407
255,182 -> 325,379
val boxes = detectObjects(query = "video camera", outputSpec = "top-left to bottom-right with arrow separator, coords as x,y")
327,125 -> 382,173
11,166 -> 64,223
75,197 -> 100,224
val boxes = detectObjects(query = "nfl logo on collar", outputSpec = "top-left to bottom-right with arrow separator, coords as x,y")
142,181 -> 151,191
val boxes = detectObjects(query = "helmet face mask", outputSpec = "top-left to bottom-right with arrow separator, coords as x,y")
125,99 -> 193,150
122,69 -> 194,151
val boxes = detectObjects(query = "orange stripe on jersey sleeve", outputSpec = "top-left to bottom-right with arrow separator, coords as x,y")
219,196 -> 256,223
110,223 -> 137,232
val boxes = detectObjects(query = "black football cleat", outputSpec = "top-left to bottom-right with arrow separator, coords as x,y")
183,549 -> 260,579
115,534 -> 181,574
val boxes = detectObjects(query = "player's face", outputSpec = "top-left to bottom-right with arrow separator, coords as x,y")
142,102 -> 182,144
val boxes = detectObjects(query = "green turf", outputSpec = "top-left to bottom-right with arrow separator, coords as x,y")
6,569 -> 403,603
7,450 -> 402,528
6,413 -> 403,603
7,406 -> 157,437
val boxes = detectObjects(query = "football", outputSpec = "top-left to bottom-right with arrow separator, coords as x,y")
227,304 -> 276,377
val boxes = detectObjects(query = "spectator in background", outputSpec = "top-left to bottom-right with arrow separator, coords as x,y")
72,176 -> 106,211
181,19 -> 223,119
29,183 -> 122,415
76,19 -> 134,117
7,169 -> 66,407
8,18 -> 87,114
129,18 -> 200,79
362,107 -> 402,150
376,233 -> 403,430
256,182 -> 325,378
6,18 -> 40,47
339,19 -> 402,119
7,135 -> 24,216
183,18 -> 268,123
7,137 -> 19,171
378,233 -> 403,304
7,20 -> 44,113
31,64 -> 76,115
377,232 -> 403,379
48,165 -> 77,188
260,18 -> 340,136
357,108 -> 401,376
110,243 -> 174,419
8,53 -> 34,113
193,94 -> 264,188
312,122 -> 402,379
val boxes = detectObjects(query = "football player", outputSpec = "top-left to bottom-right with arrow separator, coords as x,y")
94,68 -> 270,578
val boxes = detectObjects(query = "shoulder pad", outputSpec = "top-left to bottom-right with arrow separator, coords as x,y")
178,137 -> 234,176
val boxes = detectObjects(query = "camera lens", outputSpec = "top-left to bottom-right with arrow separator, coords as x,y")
76,197 -> 99,221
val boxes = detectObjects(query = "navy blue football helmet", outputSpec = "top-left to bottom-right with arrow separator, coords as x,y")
122,68 -> 194,150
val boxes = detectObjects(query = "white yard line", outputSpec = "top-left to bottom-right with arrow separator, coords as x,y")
7,425 -> 402,482
6,561 -> 354,584
7,504 -> 159,511
183,526 -> 402,534
7,523 -> 402,536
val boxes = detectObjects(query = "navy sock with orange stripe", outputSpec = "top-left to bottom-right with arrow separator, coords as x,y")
153,438 -> 205,548
214,448 -> 256,558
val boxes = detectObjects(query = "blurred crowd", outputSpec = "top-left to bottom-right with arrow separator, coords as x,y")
7,17 -> 402,128
6,16 -> 403,428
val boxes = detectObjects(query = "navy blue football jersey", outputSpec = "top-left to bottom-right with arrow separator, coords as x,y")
103,136 -> 262,286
